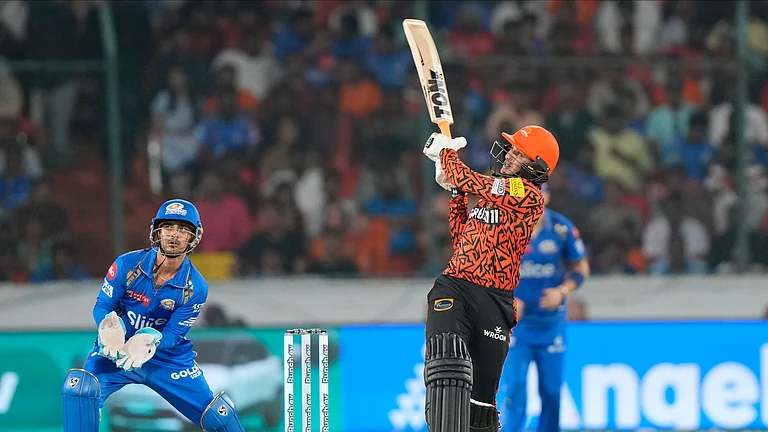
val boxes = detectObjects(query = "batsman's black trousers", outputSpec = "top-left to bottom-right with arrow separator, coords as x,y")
425,274 -> 518,404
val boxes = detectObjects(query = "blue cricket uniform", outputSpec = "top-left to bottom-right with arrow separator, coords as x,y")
501,209 -> 586,432
85,247 -> 214,424
63,198 -> 243,432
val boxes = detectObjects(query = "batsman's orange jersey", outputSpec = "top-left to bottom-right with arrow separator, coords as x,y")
440,148 -> 544,295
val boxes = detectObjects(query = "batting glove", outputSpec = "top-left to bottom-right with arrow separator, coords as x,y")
434,160 -> 453,191
423,133 -> 466,163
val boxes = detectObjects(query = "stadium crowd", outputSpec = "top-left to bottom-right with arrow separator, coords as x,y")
0,0 -> 768,283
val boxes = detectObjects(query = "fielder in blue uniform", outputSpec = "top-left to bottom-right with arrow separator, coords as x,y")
61,199 -> 245,432
501,185 -> 590,432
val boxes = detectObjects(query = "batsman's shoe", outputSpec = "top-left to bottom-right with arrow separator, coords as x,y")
97,311 -> 126,361
116,327 -> 162,371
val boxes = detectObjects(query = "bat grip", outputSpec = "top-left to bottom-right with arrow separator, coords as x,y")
438,122 -> 452,138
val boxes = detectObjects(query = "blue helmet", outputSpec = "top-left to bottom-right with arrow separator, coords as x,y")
149,199 -> 204,255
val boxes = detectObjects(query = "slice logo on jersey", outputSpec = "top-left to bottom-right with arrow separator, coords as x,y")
101,281 -> 114,298
519,261 -> 557,278
107,262 -> 117,280
509,177 -> 525,197
68,377 -> 79,388
537,239 -> 559,254
126,311 -> 167,329
483,326 -> 507,342
433,298 -> 454,311
492,178 -> 505,195
165,202 -> 187,216
126,290 -> 150,306
159,299 -> 176,311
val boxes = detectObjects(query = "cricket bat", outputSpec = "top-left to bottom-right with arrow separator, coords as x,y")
403,19 -> 454,138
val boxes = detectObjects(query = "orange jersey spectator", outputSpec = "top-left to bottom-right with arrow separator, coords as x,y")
204,90 -> 259,116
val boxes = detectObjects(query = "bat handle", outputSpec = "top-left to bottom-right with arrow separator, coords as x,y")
438,122 -> 452,138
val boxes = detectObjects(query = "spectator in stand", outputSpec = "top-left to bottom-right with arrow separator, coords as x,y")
195,88 -> 259,168
213,32 -> 282,101
647,77 -> 699,157
194,169 -> 252,253
361,169 -> 419,275
150,65 -> 200,180
590,104 -> 655,194
643,193 -> 710,275
29,240 -> 89,283
204,64 -> 259,116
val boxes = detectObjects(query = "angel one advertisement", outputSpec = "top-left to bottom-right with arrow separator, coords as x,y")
1,322 -> 767,431
339,321 -> 768,432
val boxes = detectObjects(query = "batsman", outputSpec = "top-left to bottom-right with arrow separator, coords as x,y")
61,199 -> 245,431
501,183 -> 590,432
422,125 -> 559,432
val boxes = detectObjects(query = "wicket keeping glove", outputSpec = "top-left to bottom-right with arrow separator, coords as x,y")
115,327 -> 162,371
423,132 -> 466,163
434,160 -> 453,191
97,311 -> 126,361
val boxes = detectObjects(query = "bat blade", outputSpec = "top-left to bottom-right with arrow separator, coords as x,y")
403,18 -> 453,137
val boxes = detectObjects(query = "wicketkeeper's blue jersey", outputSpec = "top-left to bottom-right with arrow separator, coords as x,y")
94,248 -> 208,364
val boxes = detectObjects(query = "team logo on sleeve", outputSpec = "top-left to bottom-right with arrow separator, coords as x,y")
492,178 -> 505,195
433,298 -> 454,311
555,223 -> 568,239
107,262 -> 117,280
160,299 -> 176,311
574,238 -> 586,255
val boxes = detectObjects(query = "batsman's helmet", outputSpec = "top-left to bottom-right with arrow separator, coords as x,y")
149,199 -> 204,256
490,125 -> 560,185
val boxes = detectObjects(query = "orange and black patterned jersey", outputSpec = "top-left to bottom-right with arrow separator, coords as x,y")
440,148 -> 544,295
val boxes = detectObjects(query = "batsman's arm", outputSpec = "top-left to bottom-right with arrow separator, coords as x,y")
93,259 -> 127,327
440,149 -> 542,213
448,188 -> 468,249
156,287 -> 208,351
